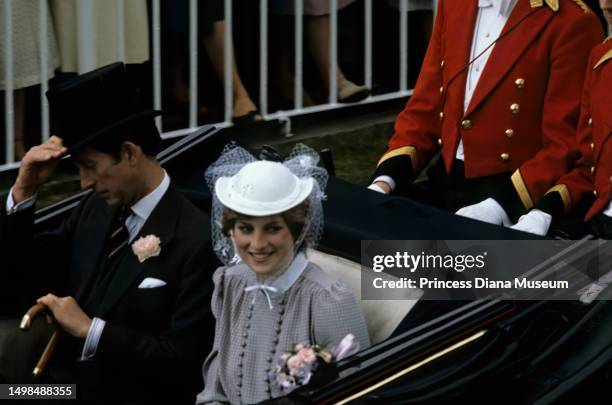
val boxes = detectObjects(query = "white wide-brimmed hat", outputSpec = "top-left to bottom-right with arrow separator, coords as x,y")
215,160 -> 314,216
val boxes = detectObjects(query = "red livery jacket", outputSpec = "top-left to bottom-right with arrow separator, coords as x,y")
544,38 -> 612,221
374,0 -> 603,217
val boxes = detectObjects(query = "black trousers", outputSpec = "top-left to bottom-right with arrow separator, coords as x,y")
591,213 -> 612,239
403,158 -> 512,214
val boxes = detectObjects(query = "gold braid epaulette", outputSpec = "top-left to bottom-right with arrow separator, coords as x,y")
531,0 -> 592,13
570,0 -> 592,13
530,0 -> 559,11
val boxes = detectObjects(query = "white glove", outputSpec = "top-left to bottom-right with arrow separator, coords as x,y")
368,176 -> 396,194
510,209 -> 552,236
455,198 -> 512,226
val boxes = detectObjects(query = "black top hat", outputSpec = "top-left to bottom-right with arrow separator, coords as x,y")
46,62 -> 162,153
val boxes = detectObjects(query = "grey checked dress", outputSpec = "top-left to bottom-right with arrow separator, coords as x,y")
196,253 -> 370,404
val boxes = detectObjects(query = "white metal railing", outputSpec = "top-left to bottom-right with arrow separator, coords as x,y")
1,0 -> 424,171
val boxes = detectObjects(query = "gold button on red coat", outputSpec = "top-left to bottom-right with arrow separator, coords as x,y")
609,176 -> 612,184
461,119 -> 472,130
590,142 -> 595,151
510,104 -> 520,114
505,129 -> 514,138
439,112 -> 444,121
591,166 -> 595,175
593,190 -> 598,197
515,78 -> 525,88
440,60 -> 445,68
437,138 -> 443,146
500,153 -> 510,162
588,117 -> 593,127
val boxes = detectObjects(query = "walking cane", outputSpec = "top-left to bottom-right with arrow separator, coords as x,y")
20,303 -> 59,377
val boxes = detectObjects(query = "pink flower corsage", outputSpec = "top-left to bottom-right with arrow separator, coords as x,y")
271,334 -> 360,393
131,235 -> 161,263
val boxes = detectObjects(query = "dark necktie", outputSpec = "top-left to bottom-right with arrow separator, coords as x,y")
107,207 -> 131,259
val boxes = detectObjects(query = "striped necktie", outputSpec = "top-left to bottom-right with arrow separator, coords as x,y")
107,207 -> 131,259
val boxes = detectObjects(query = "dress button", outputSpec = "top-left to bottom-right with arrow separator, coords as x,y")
505,129 -> 514,138
590,142 -> 595,151
594,190 -> 598,197
439,86 -> 444,94
515,78 -> 525,88
241,342 -> 247,348
243,332 -> 249,338
247,313 -> 252,319
461,119 -> 472,130
500,153 -> 510,162
440,60 -> 445,68
588,117 -> 593,126
270,348 -> 276,354
239,351 -> 245,357
246,323 -> 251,329
510,103 -> 520,114
437,138 -> 443,146
278,308 -> 285,315
439,111 -> 444,121
267,356 -> 273,363
591,166 -> 595,175
609,176 -> 612,184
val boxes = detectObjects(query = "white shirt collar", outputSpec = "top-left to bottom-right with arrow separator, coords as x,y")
244,252 -> 309,309
478,0 -> 517,17
130,170 -> 170,222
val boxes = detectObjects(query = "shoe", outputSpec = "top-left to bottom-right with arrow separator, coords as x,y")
232,110 -> 263,127
338,80 -> 370,103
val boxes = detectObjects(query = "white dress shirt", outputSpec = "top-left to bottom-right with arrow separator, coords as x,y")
456,0 -> 518,160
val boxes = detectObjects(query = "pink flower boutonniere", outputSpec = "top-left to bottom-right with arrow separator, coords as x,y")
131,235 -> 162,263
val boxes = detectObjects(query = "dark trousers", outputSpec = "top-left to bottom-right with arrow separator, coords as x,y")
403,158 -> 511,214
591,213 -> 612,239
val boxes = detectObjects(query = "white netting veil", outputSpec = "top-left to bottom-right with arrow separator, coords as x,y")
205,143 -> 328,266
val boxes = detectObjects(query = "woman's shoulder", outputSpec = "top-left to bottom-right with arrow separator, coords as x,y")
300,262 -> 354,301
212,263 -> 253,291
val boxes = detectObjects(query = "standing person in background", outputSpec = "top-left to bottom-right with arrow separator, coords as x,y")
0,0 -> 59,161
511,0 -> 612,237
273,0 -> 370,105
51,0 -> 149,74
370,0 -> 603,227
162,0 -> 262,126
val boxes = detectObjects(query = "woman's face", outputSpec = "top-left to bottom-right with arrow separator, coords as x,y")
233,215 -> 295,278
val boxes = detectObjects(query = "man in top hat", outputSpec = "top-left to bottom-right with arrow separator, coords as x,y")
510,1 -> 612,237
369,0 -> 603,226
0,62 -> 215,403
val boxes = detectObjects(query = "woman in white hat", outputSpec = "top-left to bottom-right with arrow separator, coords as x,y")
197,144 -> 370,404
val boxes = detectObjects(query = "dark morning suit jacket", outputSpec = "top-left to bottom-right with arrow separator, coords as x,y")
0,184 -> 216,403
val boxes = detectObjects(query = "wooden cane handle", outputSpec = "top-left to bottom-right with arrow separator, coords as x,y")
33,330 -> 59,377
20,303 -> 49,330
20,302 -> 60,377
